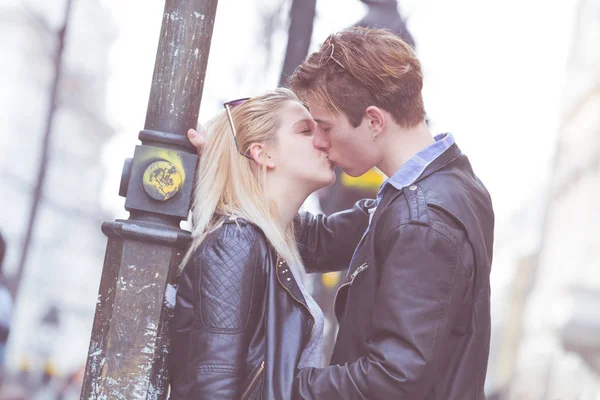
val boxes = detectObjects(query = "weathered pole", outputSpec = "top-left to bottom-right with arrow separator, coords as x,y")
81,0 -> 218,398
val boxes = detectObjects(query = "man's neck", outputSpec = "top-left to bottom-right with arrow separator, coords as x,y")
377,122 -> 434,177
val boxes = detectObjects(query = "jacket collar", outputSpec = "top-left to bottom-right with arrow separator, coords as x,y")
275,256 -> 310,309
417,141 -> 462,183
377,141 -> 463,204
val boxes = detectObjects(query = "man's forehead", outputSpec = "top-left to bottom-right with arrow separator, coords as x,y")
305,96 -> 335,123
306,98 -> 327,110
313,117 -> 332,125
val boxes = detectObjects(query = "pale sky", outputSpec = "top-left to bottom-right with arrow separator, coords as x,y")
99,0 -> 578,226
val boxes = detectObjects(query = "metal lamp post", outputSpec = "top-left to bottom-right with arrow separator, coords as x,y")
81,1 -> 218,398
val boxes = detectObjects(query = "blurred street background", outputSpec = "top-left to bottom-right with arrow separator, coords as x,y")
0,0 -> 599,398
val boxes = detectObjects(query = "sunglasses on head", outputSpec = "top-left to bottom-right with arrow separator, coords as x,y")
223,97 -> 253,159
321,38 -> 375,96
324,42 -> 346,70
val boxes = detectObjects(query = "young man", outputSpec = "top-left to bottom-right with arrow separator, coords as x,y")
188,26 -> 494,399
285,27 -> 495,399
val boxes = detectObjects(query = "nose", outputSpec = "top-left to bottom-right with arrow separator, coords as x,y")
312,129 -> 330,151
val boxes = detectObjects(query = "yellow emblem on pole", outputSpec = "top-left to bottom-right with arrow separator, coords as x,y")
142,160 -> 183,201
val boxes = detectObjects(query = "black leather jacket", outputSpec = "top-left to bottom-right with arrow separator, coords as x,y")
169,200 -> 373,399
294,142 -> 495,399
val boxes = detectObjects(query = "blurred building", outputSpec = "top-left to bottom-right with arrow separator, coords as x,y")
491,0 -> 600,398
0,0 -> 115,387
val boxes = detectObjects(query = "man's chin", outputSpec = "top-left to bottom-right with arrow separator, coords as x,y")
341,166 -> 366,178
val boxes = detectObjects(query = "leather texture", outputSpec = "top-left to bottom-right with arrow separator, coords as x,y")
200,234 -> 255,331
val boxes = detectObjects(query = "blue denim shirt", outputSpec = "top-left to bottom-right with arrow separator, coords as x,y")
376,133 -> 455,205
348,133 -> 455,272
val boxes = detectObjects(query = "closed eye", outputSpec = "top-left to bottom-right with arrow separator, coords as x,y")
294,118 -> 316,135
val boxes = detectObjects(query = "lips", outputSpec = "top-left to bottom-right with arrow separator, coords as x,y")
326,156 -> 335,168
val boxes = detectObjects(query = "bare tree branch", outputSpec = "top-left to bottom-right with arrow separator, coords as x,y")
10,0 -> 75,299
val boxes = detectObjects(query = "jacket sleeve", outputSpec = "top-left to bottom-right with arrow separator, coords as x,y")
172,227 -> 264,399
295,199 -> 375,273
293,223 -> 469,399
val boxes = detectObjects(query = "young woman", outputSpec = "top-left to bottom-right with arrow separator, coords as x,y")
169,88 -> 372,399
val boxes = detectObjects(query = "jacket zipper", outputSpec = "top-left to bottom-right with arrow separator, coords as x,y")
350,262 -> 369,281
335,262 -> 369,300
276,255 -> 315,339
241,360 -> 265,399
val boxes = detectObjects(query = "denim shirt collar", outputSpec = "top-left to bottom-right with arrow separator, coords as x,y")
376,133 -> 455,204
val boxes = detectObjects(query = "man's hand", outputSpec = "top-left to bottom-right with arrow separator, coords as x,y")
187,126 -> 206,157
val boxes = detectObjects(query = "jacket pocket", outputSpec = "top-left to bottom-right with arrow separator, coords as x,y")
241,361 -> 265,400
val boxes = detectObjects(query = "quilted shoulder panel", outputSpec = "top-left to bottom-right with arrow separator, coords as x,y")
199,225 -> 259,332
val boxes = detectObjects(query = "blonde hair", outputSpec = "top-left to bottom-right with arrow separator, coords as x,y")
180,88 -> 304,272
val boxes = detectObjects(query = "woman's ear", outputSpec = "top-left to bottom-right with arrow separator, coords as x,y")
248,143 -> 276,169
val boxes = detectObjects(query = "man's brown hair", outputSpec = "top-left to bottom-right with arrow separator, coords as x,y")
288,26 -> 425,128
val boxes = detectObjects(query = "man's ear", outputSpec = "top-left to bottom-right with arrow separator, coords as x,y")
248,143 -> 276,169
365,106 -> 386,135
